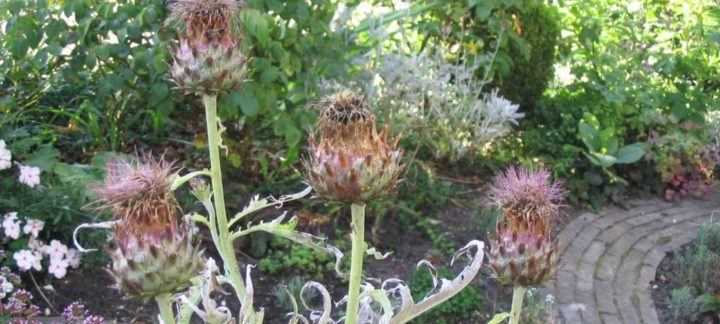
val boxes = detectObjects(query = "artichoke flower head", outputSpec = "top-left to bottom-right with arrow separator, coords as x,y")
168,0 -> 249,95
92,156 -> 202,299
486,166 -> 565,287
305,91 -> 404,204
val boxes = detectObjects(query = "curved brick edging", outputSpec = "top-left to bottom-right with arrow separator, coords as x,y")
542,198 -> 720,324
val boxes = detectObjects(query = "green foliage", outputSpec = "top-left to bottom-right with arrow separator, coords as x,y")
695,293 -> 720,315
0,122 -> 112,243
0,0 -> 178,153
671,224 -> 720,294
697,223 -> 720,252
664,223 -> 720,321
495,1 -> 561,111
666,286 -> 700,321
500,0 -> 720,208
1,0 -> 348,178
579,113 -> 649,167
258,237 -> 337,279
407,266 -> 484,323
271,276 -> 315,313
222,0 -> 348,174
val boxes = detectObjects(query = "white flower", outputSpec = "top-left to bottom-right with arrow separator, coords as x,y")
65,249 -> 81,269
32,251 -> 43,271
23,219 -> 44,238
3,221 -> 20,240
545,294 -> 555,305
2,212 -> 18,228
48,258 -> 68,279
44,240 -> 68,259
0,277 -> 12,299
18,165 -> 41,188
13,250 -> 36,271
0,140 -> 11,170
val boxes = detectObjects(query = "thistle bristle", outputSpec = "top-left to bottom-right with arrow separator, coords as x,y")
317,91 -> 371,125
487,165 -> 566,236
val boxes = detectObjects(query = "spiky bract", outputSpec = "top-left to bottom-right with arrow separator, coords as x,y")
108,225 -> 203,299
305,91 -> 404,203
167,0 -> 249,95
487,223 -> 559,287
171,39 -> 250,95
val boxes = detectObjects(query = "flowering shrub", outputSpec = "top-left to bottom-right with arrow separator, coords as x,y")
647,120 -> 719,202
1,139 -> 83,280
0,249 -> 98,322
2,212 -> 81,279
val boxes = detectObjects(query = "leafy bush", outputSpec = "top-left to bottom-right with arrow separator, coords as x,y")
493,1 -> 561,111
408,266 -> 484,323
1,0 -> 178,153
500,0 -> 720,207
667,286 -> 700,321
0,0 -> 349,179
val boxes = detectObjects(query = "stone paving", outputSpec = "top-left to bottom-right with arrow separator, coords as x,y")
542,198 -> 720,324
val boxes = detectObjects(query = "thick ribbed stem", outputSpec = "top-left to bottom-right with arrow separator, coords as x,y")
203,94 -> 246,299
345,203 -> 366,324
510,285 -> 527,324
156,293 -> 176,324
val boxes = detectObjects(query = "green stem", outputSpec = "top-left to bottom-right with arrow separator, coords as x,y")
510,286 -> 527,324
203,94 -> 246,299
155,293 -> 176,324
345,203 -> 366,324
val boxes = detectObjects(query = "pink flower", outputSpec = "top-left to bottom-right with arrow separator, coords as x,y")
0,140 -> 11,170
3,219 -> 21,240
0,276 -> 13,299
2,212 -> 18,227
48,258 -> 68,279
65,249 -> 81,269
18,165 -> 41,188
23,219 -> 44,238
32,251 -> 43,271
44,240 -> 68,259
13,250 -> 36,271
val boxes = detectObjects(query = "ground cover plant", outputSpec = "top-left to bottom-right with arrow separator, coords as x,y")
0,0 -> 719,322
653,222 -> 720,323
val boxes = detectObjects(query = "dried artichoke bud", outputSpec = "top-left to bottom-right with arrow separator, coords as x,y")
304,91 -> 404,203
168,0 -> 249,95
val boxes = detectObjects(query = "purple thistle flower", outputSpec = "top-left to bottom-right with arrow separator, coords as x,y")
90,154 -> 180,238
487,165 -> 565,235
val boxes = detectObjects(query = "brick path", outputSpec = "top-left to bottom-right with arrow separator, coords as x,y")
542,198 -> 720,324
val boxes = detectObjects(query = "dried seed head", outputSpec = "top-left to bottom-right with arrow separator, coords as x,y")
304,91 -> 404,203
168,0 -> 242,47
